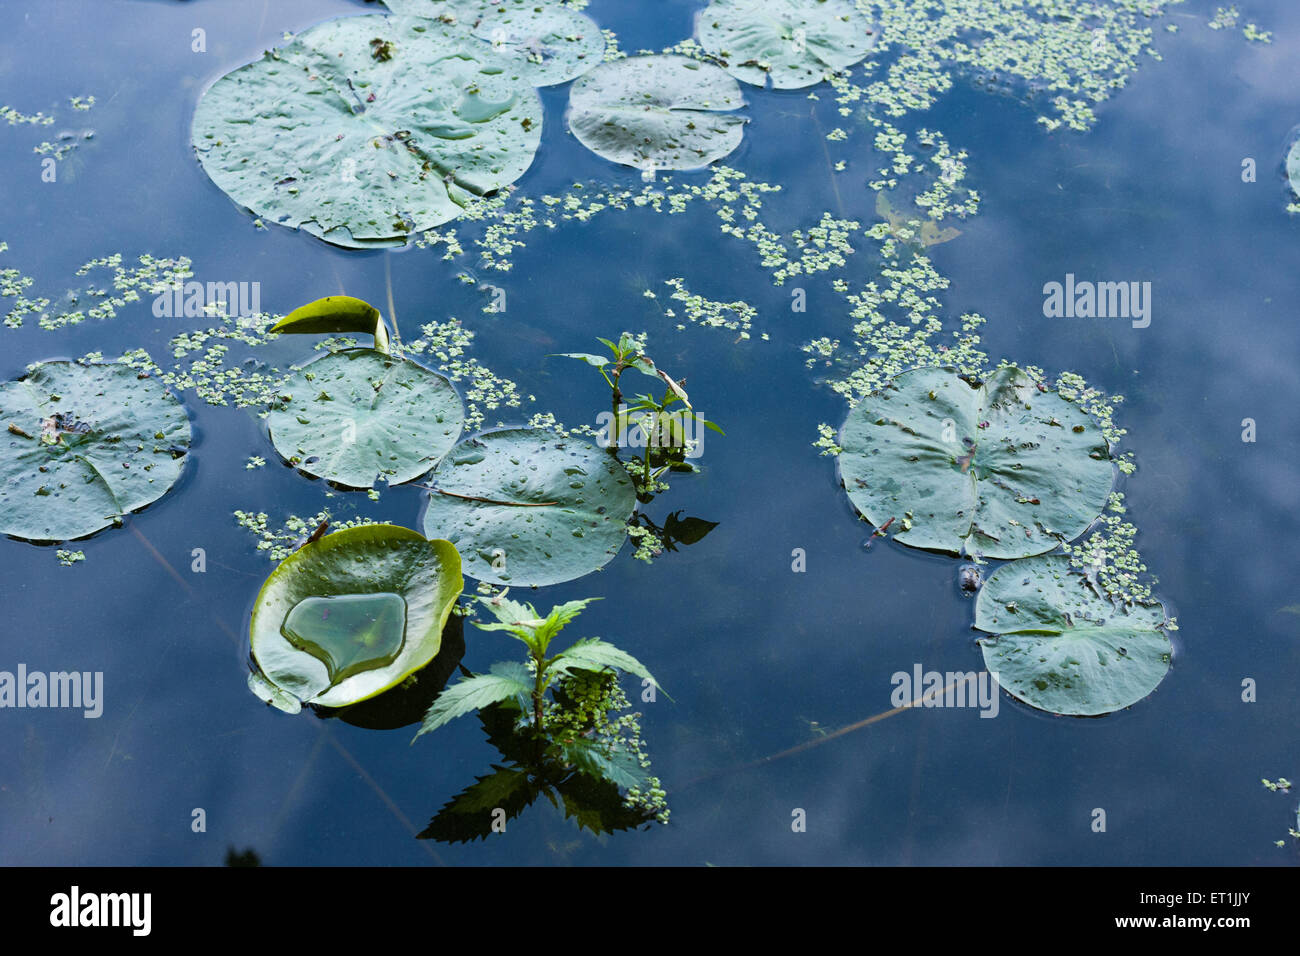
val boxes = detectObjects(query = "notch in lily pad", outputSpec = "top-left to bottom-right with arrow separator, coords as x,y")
247,523 -> 463,713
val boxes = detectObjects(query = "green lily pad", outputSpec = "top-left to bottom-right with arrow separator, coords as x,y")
0,360 -> 191,543
266,348 -> 464,489
248,524 -> 463,710
837,366 -> 1114,559
695,0 -> 878,90
420,428 -> 635,586
192,14 -> 542,249
382,0 -> 605,86
974,555 -> 1173,716
270,295 -> 391,354
566,55 -> 747,171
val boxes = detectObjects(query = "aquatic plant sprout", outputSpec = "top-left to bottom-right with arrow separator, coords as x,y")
248,524 -> 462,712
191,15 -> 543,248
566,55 -> 748,171
695,0 -> 878,90
0,359 -> 190,542
415,596 -> 669,833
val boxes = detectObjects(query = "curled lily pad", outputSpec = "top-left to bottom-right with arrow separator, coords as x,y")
566,55 -> 747,171
0,360 -> 190,542
695,0 -> 877,90
837,366 -> 1114,559
383,0 -> 605,86
266,348 -> 464,489
974,555 -> 1173,717
192,14 -> 542,249
248,524 -> 463,710
270,295 -> 391,354
420,428 -> 635,587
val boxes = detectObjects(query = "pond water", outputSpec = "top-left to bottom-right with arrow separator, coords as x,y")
1,0 -> 1298,866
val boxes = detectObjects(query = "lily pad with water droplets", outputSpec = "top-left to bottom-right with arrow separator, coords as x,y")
566,55 -> 747,171
248,524 -> 463,711
974,555 -> 1173,717
191,14 -> 542,249
266,348 -> 464,489
695,0 -> 877,90
1287,136 -> 1300,203
382,0 -> 605,86
0,360 -> 191,543
420,428 -> 636,587
837,366 -> 1114,560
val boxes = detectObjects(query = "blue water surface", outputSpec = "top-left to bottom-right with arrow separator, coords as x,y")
0,0 -> 1298,866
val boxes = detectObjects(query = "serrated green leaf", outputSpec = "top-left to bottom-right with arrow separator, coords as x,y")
556,736 -> 647,791
551,637 -> 662,694
418,764 -> 539,843
414,664 -> 531,740
533,598 -> 600,652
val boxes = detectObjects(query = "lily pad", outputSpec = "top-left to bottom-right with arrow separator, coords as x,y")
838,366 -> 1114,559
270,295 -> 391,354
266,348 -> 464,489
382,0 -> 605,86
1287,135 -> 1300,201
420,428 -> 636,586
566,55 -> 747,171
695,0 -> 877,90
974,555 -> 1173,716
248,524 -> 463,710
0,360 -> 191,542
192,14 -> 542,249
